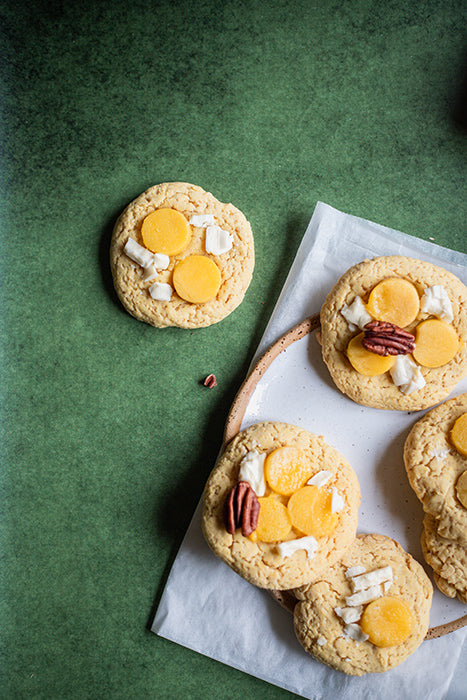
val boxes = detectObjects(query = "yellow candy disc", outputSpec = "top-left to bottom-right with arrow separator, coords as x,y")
255,497 -> 292,543
287,485 -> 338,537
412,319 -> 460,368
360,596 -> 413,647
451,413 -> 467,457
141,208 -> 191,255
347,333 -> 396,376
455,470 -> 467,509
173,255 -> 221,304
264,446 -> 313,496
366,278 -> 420,327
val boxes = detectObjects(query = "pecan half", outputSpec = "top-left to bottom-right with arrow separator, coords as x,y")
224,481 -> 260,537
362,320 -> 415,356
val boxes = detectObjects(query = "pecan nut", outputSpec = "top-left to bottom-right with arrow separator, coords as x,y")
362,320 -> 415,356
224,481 -> 260,537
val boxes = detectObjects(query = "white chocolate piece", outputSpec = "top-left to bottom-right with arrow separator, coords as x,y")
345,565 -> 366,579
343,623 -> 369,642
148,282 -> 173,301
124,237 -> 155,268
205,224 -> 233,255
307,470 -> 332,488
334,605 -> 363,624
345,584 -> 383,607
189,213 -> 215,227
350,566 -> 393,593
340,296 -> 373,331
421,285 -> 454,323
276,536 -> 318,559
390,355 -> 426,395
238,450 -> 266,496
331,487 -> 344,513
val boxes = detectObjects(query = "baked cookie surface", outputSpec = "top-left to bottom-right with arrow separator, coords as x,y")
404,393 -> 467,544
110,182 -> 254,328
421,514 -> 467,604
201,421 -> 360,589
293,534 -> 432,676
320,256 -> 467,410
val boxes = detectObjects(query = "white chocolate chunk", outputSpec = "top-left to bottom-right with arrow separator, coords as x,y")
383,579 -> 392,593
431,448 -> 450,461
124,238 -> 155,268
340,296 -> 373,331
334,605 -> 363,624
350,566 -> 393,593
276,536 -> 318,559
390,355 -> 426,395
331,487 -> 344,513
316,637 -> 326,646
307,470 -> 332,488
421,285 -> 454,323
345,584 -> 383,607
148,282 -> 173,301
205,224 -> 233,255
189,213 -> 215,227
343,623 -> 369,642
345,565 -> 366,579
238,450 -> 266,496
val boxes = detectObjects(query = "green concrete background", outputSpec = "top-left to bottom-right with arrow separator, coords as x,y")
1,1 -> 465,697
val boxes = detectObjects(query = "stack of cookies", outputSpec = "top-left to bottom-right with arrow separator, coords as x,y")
404,394 -> 467,604
201,255 -> 467,676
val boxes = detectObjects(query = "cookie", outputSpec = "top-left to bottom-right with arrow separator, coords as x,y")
110,182 -> 254,328
404,393 -> 467,545
201,421 -> 360,589
293,534 -> 432,676
421,514 -> 467,603
320,256 -> 467,410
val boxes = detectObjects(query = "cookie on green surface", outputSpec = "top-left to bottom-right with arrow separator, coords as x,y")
202,421 -> 360,589
293,534 -> 432,676
319,256 -> 467,410
404,393 -> 467,545
110,182 -> 254,328
421,514 -> 467,604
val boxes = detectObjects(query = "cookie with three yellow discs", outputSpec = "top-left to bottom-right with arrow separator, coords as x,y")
201,421 -> 360,589
421,514 -> 467,604
404,393 -> 467,545
320,255 -> 467,410
293,534 -> 432,676
110,182 -> 254,328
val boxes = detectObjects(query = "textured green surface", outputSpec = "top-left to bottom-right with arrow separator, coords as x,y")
0,1 -> 466,698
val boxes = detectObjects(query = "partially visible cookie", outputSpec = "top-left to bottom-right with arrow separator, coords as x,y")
293,534 -> 432,676
202,421 -> 360,589
404,393 -> 467,545
320,256 -> 467,410
421,514 -> 467,604
110,182 -> 254,328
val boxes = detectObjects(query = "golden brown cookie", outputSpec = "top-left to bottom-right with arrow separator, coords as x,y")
320,256 -> 467,410
110,182 -> 254,328
202,421 -> 360,589
421,514 -> 467,604
404,393 -> 467,545
293,534 -> 432,675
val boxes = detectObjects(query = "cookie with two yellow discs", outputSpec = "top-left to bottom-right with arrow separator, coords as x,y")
293,534 -> 432,676
202,421 -> 360,589
320,255 -> 467,410
404,393 -> 467,545
110,182 -> 254,328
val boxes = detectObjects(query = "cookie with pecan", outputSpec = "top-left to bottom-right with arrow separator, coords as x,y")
202,421 -> 360,589
320,255 -> 467,410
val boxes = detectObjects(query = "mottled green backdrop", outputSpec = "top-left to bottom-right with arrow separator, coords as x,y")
1,1 -> 465,697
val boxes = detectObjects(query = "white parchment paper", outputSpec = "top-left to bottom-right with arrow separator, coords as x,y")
152,202 -> 467,699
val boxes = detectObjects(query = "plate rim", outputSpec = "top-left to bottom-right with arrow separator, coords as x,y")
223,314 -> 467,640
